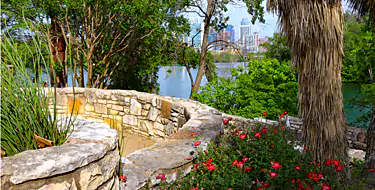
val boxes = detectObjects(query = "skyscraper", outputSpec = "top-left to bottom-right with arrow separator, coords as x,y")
253,32 -> 260,52
239,18 -> 251,54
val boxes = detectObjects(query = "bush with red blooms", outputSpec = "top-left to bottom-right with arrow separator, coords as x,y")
168,112 -> 365,189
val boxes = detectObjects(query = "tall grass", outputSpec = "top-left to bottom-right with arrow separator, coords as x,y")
1,30 -> 74,156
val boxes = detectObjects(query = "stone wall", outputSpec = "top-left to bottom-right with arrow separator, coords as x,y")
2,87 -> 368,190
1,117 -> 120,190
46,88 -> 224,189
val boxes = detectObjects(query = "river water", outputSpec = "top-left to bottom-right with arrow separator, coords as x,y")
157,62 -> 367,127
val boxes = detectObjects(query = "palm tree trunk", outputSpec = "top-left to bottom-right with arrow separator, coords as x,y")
363,106 -> 375,184
267,0 -> 348,164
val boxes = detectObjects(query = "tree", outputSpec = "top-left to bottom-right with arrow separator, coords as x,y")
347,0 -> 375,182
187,0 -> 265,99
194,58 -> 298,119
260,32 -> 290,62
267,0 -> 348,171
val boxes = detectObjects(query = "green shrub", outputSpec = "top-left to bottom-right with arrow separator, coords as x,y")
166,116 -> 365,190
1,34 -> 74,156
194,58 -> 298,120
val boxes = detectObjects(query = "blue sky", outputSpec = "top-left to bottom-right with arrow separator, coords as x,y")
188,0 -> 352,39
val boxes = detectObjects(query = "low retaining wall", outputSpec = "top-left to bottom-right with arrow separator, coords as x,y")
48,88 -> 224,189
1,88 -> 368,190
1,117 -> 120,190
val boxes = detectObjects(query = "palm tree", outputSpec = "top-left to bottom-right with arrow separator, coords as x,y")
347,0 -> 375,183
266,0 -> 348,169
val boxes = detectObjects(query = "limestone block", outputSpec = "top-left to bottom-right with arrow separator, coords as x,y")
161,99 -> 172,119
154,122 -> 165,131
98,99 -> 107,104
143,104 -> 151,110
165,122 -> 175,136
94,104 -> 108,114
154,130 -> 165,137
79,150 -> 119,190
56,95 -> 68,106
141,110 -> 149,117
148,107 -> 160,121
67,96 -> 84,114
39,179 -> 77,190
130,99 -> 142,116
95,90 -> 112,99
112,105 -> 124,111
139,120 -> 154,136
151,97 -> 158,107
177,117 -> 186,129
108,109 -> 119,115
123,115 -> 138,126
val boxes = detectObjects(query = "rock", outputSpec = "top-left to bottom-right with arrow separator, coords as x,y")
147,107 -> 160,121
160,100 -> 172,119
112,105 -> 124,112
85,103 -> 95,112
139,120 -> 154,135
130,99 -> 142,116
94,104 -> 108,114
123,115 -> 138,126
165,122 -> 175,136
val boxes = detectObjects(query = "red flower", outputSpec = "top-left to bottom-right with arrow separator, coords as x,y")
254,132 -> 261,138
273,128 -> 278,133
325,159 -> 332,166
244,167 -> 252,172
296,179 -> 301,183
280,113 -> 285,118
228,117 -> 232,121
280,125 -> 285,130
207,158 -> 213,163
207,163 -> 216,171
190,188 -> 198,190
232,133 -> 238,137
269,172 -> 277,178
228,188 -> 232,190
296,166 -> 301,170
240,134 -> 246,140
321,183 -> 331,190
223,119 -> 229,125
232,160 -> 238,166
262,112 -> 268,116
308,172 -> 323,182
194,140 -> 201,146
272,162 -> 282,170
242,157 -> 249,162
261,128 -> 268,134
332,160 -> 340,166
261,168 -> 266,173
270,144 -> 275,148
283,111 -> 288,115
236,161 -> 244,169
369,168 -> 375,172
119,175 -> 127,182
184,157 -> 192,161
193,164 -> 199,169
291,179 -> 296,183
156,173 -> 166,181
336,165 -> 344,172
304,146 -> 308,150
190,132 -> 195,136
204,150 -> 208,154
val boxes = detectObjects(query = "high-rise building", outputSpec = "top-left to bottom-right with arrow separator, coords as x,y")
258,36 -> 269,52
253,32 -> 260,52
239,18 -> 251,54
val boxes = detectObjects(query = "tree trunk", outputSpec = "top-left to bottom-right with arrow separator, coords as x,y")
369,67 -> 373,82
190,0 -> 213,99
268,0 -> 348,165
363,105 -> 375,184
50,17 -> 67,88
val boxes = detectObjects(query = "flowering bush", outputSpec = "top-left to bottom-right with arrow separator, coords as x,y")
168,117 -> 363,189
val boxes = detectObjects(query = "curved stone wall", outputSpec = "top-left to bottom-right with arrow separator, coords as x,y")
1,88 -> 367,190
48,88 -> 224,189
1,117 -> 120,190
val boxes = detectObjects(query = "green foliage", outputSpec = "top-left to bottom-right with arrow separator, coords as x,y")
169,121 -> 352,189
212,52 -> 244,63
342,13 -> 375,83
194,58 -> 298,120
1,35 -> 74,156
261,33 -> 291,63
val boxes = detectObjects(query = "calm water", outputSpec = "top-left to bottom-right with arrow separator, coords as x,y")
157,62 -> 367,127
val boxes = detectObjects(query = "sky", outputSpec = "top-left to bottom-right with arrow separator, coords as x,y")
187,0 -> 352,40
